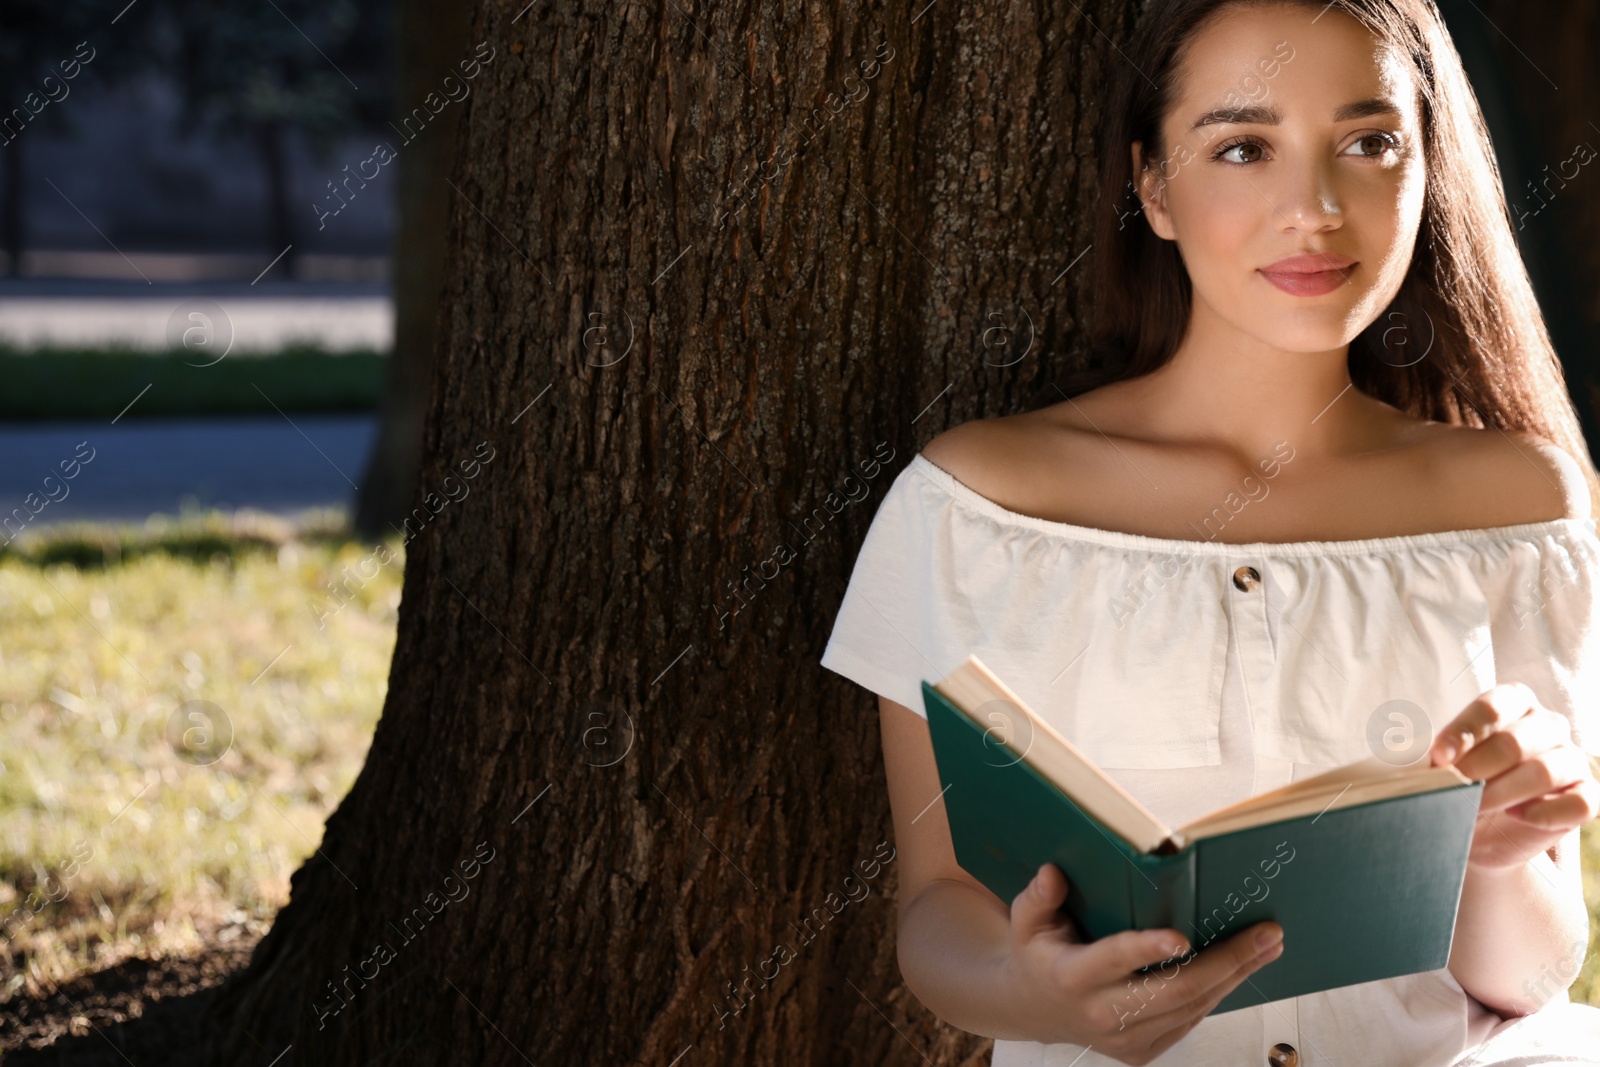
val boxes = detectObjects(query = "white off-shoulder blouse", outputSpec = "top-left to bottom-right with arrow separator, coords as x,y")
820,452 -> 1600,1067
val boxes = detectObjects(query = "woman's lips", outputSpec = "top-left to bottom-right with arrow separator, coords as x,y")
1258,264 -> 1355,296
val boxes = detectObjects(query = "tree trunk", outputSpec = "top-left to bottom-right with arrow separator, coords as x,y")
255,120 -> 297,280
200,1 -> 1124,1063
351,0 -> 474,540
2,137 -> 21,277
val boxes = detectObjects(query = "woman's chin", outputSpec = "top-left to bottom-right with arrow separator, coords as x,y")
1243,302 -> 1375,350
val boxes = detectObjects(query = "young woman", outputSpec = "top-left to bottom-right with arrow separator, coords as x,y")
820,1 -> 1600,1064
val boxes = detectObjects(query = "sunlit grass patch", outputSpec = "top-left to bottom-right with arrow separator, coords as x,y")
1577,822 -> 1600,1006
0,514 -> 403,1003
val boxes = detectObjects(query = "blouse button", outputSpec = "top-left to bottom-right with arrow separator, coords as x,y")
1232,565 -> 1261,591
1267,1042 -> 1299,1067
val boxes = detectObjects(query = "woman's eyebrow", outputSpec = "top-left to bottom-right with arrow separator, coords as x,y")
1187,96 -> 1402,130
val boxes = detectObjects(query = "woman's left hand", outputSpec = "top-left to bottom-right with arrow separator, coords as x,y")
1428,683 -> 1600,870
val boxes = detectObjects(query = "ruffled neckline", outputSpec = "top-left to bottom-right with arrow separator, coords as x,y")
909,452 -> 1600,559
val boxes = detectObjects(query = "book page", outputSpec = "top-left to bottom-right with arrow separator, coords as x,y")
1174,757 -> 1472,845
934,656 -> 1175,855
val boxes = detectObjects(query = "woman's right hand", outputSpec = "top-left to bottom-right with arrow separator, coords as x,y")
1001,862 -> 1284,1064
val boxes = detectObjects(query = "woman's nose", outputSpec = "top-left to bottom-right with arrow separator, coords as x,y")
1273,155 -> 1344,234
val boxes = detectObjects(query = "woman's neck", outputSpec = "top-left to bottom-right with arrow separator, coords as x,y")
1115,301 -> 1409,462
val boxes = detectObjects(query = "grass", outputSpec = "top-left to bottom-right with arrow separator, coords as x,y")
0,512 -> 403,1005
1580,828 -> 1600,1005
0,343 -> 386,420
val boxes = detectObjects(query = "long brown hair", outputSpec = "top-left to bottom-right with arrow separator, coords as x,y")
1083,0 -> 1600,514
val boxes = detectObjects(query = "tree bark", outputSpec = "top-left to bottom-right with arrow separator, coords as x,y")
351,0 -> 474,540
201,1 -> 1125,1063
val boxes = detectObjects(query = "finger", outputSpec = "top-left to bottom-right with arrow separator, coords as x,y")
1009,863 -> 1078,944
1431,683 -> 1539,766
1480,745 -> 1594,813
1120,924 -> 1281,1043
1093,920 -> 1280,1012
1457,710 -> 1572,784
1072,925 -> 1194,985
1172,935 -> 1281,1023
1508,776 -> 1600,831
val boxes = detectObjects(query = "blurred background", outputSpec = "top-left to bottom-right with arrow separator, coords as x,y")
0,0 -> 400,534
0,0 -> 477,1048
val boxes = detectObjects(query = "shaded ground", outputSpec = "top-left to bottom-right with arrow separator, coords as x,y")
0,924 -> 259,1065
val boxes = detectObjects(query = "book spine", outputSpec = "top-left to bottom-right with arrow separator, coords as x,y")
1128,849 -> 1196,933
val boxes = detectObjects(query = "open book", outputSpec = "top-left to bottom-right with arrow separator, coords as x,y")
924,654 -> 1484,1015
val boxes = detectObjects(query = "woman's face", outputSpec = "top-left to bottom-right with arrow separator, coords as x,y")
1133,2 -> 1426,353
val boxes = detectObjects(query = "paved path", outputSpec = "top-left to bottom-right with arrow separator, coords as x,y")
0,415 -> 379,530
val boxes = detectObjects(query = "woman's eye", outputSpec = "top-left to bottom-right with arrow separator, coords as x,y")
1344,132 -> 1402,158
1212,138 -> 1266,164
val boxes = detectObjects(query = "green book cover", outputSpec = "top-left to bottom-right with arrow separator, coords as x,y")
921,679 -> 1483,1015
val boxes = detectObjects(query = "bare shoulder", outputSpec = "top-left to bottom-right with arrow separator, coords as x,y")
921,391 -> 1120,502
918,406 -> 1092,501
1421,424 -> 1593,523
917,418 -> 1015,487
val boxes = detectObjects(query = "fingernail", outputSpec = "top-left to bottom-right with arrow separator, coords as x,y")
1167,940 -> 1189,957
1256,925 -> 1283,950
1438,739 -> 1458,763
